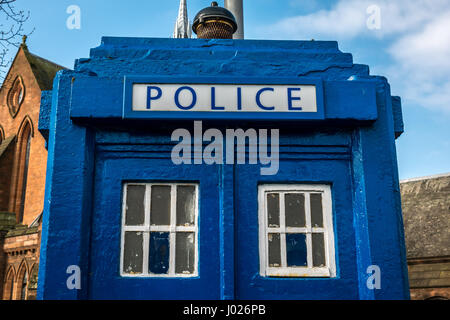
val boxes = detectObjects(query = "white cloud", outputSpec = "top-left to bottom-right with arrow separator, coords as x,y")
261,0 -> 450,113
267,1 -> 367,39
268,0 -> 450,40
386,11 -> 450,113
389,12 -> 450,75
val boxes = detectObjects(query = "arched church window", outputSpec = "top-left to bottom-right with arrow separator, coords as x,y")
7,76 -> 25,118
28,264 -> 39,292
10,276 -> 14,300
0,124 -> 5,142
20,270 -> 28,300
14,118 -> 33,223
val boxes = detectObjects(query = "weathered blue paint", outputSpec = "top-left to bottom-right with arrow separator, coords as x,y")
391,96 -> 404,138
70,76 -> 376,121
38,90 -> 52,148
38,37 -> 409,300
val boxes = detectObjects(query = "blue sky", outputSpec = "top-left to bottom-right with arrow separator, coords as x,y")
6,0 -> 450,180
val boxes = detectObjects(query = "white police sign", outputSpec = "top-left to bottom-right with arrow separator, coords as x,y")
132,84 -> 317,112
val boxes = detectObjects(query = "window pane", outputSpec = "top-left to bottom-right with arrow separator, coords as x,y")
268,233 -> 281,267
149,232 -> 170,274
312,233 -> 326,267
125,185 -> 145,226
175,232 -> 195,274
21,272 -> 27,300
150,185 -> 171,226
310,193 -> 324,228
123,232 -> 143,274
286,233 -> 307,267
267,193 -> 280,227
176,186 -> 195,226
285,193 -> 305,227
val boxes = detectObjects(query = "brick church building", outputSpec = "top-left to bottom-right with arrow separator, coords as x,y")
0,39 -> 64,300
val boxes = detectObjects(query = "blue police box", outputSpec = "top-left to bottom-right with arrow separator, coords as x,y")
37,37 -> 409,300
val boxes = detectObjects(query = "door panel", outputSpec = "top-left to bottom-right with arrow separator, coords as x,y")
235,159 -> 359,300
89,156 -> 221,299
88,144 -> 358,299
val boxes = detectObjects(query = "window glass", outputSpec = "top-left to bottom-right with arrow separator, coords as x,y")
286,233 -> 307,267
175,232 -> 195,274
260,185 -> 335,277
267,193 -> 280,227
310,193 -> 324,228
176,186 -> 195,226
150,185 -> 171,226
312,233 -> 326,267
20,271 -> 27,300
149,232 -> 170,274
9,276 -> 14,300
125,185 -> 145,226
123,231 -> 143,274
122,183 -> 198,277
285,193 -> 306,227
268,233 -> 281,267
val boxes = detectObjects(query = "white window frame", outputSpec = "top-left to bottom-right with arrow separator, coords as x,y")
258,184 -> 336,278
120,182 -> 199,278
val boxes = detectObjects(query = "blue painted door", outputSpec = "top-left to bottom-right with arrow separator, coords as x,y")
234,157 -> 359,300
88,136 -> 358,300
88,154 -> 222,299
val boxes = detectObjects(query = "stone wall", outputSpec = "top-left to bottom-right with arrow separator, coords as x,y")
401,173 -> 450,300
2,226 -> 40,300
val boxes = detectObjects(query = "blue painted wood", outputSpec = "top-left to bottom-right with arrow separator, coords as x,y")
68,77 -> 377,122
219,164 -> 235,300
88,155 -> 221,299
38,37 -> 409,300
391,96 -> 404,139
235,157 -> 359,300
37,72 -> 95,300
353,79 -> 410,299
38,90 -> 52,145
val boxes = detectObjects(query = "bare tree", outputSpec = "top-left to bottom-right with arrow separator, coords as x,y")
0,0 -> 33,82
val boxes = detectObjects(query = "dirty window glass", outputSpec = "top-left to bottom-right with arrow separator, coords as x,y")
122,183 -> 198,277
176,186 -> 196,226
260,185 -> 335,278
268,233 -> 281,267
123,231 -> 143,274
175,232 -> 195,274
125,185 -> 145,226
267,193 -> 280,227
310,193 -> 324,228
285,193 -> 306,227
151,185 -> 171,226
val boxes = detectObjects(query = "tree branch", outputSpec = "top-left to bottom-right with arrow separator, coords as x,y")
0,0 -> 33,83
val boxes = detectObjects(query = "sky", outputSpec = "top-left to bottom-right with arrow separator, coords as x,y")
3,0 -> 449,180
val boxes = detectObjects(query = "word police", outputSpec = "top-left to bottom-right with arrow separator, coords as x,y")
132,83 -> 318,113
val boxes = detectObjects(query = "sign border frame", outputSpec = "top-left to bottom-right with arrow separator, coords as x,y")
123,76 -> 325,120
